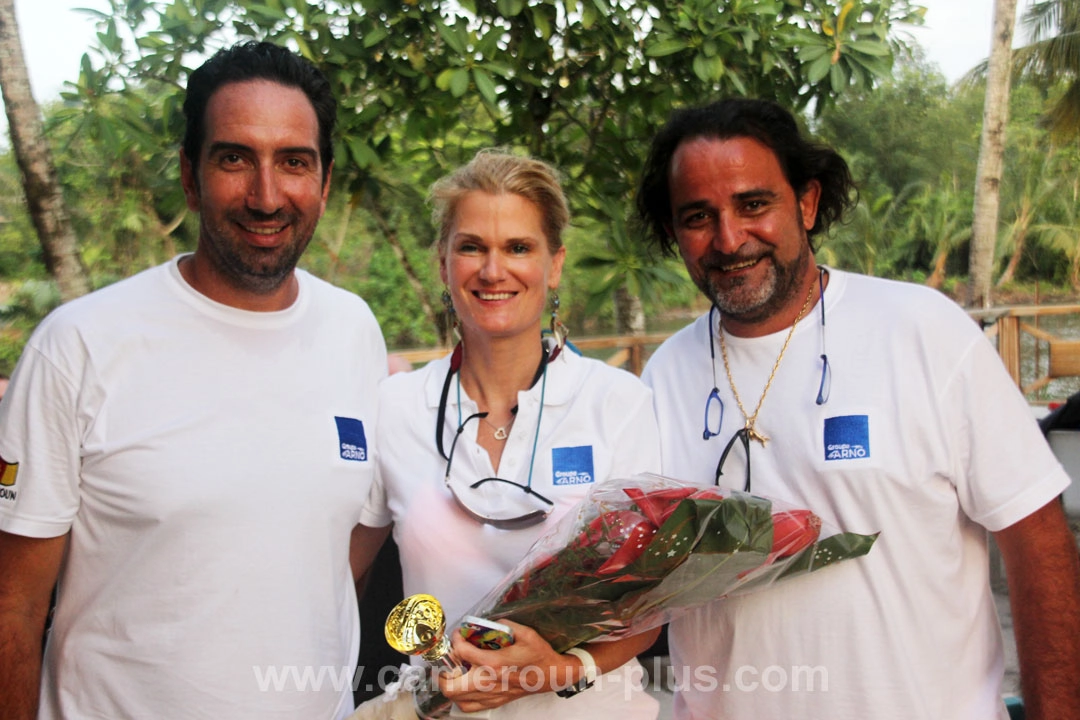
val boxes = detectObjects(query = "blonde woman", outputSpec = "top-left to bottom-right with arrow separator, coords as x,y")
354,150 -> 661,718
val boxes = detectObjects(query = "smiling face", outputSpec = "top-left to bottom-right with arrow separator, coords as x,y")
668,135 -> 820,337
440,191 -> 565,345
180,79 -> 331,309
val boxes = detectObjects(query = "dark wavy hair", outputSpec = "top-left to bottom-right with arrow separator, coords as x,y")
635,98 -> 857,256
182,41 -> 336,183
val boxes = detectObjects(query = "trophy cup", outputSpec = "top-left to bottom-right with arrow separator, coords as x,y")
384,594 -> 463,719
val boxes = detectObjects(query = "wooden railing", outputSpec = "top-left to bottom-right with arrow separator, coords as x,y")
394,304 -> 1080,400
393,332 -> 673,376
970,304 -> 1080,398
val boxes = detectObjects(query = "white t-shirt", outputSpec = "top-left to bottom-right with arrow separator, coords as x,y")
362,349 -> 661,719
642,269 -> 1069,720
0,257 -> 387,720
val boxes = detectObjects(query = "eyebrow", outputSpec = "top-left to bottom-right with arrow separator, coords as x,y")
732,189 -> 780,203
674,188 -> 782,216
206,141 -> 319,160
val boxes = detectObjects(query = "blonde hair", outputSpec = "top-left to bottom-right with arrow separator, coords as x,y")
430,150 -> 570,255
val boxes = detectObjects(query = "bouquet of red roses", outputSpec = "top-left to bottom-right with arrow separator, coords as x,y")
462,473 -> 878,653
348,474 -> 878,720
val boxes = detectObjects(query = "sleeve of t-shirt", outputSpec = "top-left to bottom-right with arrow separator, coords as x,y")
945,327 -> 1070,532
0,340 -> 83,538
360,440 -> 392,528
607,381 -> 663,480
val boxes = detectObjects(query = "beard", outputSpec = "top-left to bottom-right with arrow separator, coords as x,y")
696,238 -> 813,326
198,210 -> 313,295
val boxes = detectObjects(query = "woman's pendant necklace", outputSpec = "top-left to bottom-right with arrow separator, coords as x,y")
718,283 -> 817,446
481,413 -> 515,441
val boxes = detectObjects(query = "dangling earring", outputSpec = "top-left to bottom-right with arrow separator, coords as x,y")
442,288 -> 460,343
549,289 -> 568,349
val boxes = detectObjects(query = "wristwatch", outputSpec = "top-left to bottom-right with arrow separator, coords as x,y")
555,647 -> 598,698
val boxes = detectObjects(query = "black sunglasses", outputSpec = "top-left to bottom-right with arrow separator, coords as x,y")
435,344 -> 555,530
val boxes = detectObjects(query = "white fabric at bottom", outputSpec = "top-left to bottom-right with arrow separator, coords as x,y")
0,257 -> 387,720
363,349 -> 662,719
642,269 -> 1069,720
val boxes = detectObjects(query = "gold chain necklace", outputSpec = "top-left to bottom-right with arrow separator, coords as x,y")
718,282 -> 817,446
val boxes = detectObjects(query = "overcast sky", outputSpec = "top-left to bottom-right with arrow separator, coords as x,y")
14,0 -> 1034,106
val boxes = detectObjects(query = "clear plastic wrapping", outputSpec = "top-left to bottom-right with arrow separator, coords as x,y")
462,473 -> 879,652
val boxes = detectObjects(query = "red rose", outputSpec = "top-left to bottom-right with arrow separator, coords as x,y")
577,510 -> 658,576
769,509 -> 821,560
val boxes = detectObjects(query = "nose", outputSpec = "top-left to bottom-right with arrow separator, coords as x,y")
712,213 -> 745,255
246,165 -> 285,214
478,250 -> 506,281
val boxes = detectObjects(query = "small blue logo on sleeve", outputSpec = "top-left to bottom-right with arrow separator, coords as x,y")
334,417 -> 368,462
552,446 -> 594,486
824,415 -> 870,461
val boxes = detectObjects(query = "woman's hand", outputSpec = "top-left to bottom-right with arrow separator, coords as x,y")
436,620 -> 577,712
435,620 -> 662,712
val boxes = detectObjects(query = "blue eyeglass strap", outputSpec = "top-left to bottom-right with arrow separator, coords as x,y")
524,353 -> 548,492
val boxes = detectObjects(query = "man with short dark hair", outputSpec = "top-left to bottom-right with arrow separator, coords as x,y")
0,42 -> 386,719
638,97 -> 1080,720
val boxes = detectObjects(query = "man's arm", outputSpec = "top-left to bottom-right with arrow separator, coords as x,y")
994,498 -> 1080,720
0,529 -> 67,720
349,523 -> 391,596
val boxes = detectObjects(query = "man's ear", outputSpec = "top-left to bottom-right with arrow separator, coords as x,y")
798,180 -> 821,232
180,151 -> 201,213
319,161 -> 334,216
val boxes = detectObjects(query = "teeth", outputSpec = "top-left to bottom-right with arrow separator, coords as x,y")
721,260 -> 756,271
477,292 -> 513,300
243,226 -> 284,236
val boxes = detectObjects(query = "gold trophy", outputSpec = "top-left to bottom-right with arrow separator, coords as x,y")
384,594 -> 463,719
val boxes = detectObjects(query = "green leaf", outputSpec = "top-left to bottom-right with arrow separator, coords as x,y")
531,7 -> 552,39
346,137 -> 379,169
829,60 -> 847,92
798,43 -> 829,62
644,38 -> 689,58
807,52 -> 833,84
436,22 -> 468,56
778,532 -> 879,578
582,2 -> 596,28
362,25 -> 389,48
473,68 -> 498,106
435,68 -> 456,92
496,0 -> 524,17
692,53 -> 725,82
449,68 -> 470,97
847,40 -> 892,57
477,27 -> 503,56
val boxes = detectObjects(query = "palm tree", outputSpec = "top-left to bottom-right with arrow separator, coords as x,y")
996,150 -> 1067,287
904,175 -> 973,290
1014,0 -> 1080,142
969,0 -> 1019,309
575,200 -> 683,336
0,0 -> 90,302
820,182 -> 922,277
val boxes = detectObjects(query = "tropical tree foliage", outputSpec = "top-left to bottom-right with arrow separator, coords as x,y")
35,0 -> 923,343
0,0 -> 91,301
1014,0 -> 1080,142
817,56 -> 1080,296
11,1 -> 1077,368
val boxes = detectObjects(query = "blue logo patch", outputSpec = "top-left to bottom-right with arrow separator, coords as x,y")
824,415 -> 870,461
552,446 -> 594,486
334,417 -> 368,462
